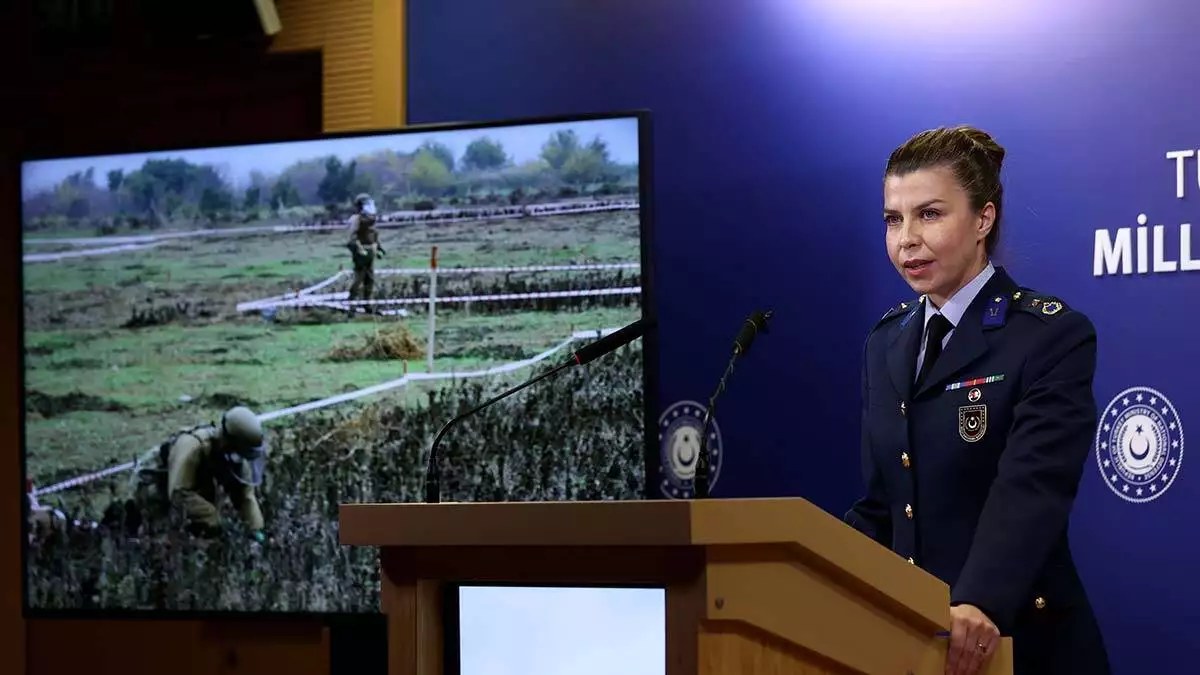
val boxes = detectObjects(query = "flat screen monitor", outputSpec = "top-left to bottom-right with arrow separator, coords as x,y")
455,585 -> 666,675
20,111 -> 656,616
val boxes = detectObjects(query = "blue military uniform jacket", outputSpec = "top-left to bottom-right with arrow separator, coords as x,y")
845,266 -> 1110,675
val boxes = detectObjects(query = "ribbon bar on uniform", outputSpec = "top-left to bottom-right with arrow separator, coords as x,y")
945,374 -> 1005,391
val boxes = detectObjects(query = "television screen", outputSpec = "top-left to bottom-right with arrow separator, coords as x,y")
457,586 -> 665,675
20,112 -> 655,615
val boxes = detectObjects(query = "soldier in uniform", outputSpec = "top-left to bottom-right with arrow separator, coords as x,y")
347,192 -> 386,308
159,405 -> 268,539
845,126 -> 1110,675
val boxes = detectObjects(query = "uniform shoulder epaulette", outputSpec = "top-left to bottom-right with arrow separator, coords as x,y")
875,296 -> 922,328
1011,289 -> 1070,320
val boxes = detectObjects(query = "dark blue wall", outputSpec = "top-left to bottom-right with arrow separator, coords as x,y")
407,1 -> 1200,672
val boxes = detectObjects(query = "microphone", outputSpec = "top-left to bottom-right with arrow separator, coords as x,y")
733,309 -> 772,357
422,318 -> 649,504
570,319 -> 646,366
694,309 -> 773,499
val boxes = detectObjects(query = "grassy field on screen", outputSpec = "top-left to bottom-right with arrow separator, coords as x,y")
22,118 -> 649,613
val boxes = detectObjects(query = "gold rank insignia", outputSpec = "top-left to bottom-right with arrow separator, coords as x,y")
1041,301 -> 1063,315
1014,292 -> 1069,321
878,297 -> 922,325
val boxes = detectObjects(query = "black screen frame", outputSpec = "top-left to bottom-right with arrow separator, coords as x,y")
18,109 -> 660,621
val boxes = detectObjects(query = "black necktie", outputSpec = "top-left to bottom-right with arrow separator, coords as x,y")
916,313 -> 953,389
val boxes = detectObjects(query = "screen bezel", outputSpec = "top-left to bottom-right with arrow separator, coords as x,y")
18,109 -> 660,621
444,581 -> 669,675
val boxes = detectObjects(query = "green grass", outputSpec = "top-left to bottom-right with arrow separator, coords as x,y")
23,206 -> 650,613
22,209 -> 643,496
22,211 -> 641,295
24,305 -> 639,482
21,207 -> 329,242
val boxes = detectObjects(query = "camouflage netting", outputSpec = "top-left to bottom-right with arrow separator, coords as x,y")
27,347 -> 646,613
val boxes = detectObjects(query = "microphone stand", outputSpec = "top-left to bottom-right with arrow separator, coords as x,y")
423,359 -> 573,504
694,357 -> 735,500
694,310 -> 772,499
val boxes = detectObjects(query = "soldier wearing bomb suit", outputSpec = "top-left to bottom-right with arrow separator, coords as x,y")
160,405 -> 268,539
844,126 -> 1110,675
347,192 -> 386,305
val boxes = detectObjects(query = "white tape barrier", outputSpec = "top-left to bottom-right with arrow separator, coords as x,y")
241,271 -> 351,309
23,242 -> 163,263
25,227 -> 282,248
290,200 -> 640,232
32,461 -> 144,497
379,200 -> 638,220
23,200 -> 640,252
242,286 -> 642,312
30,326 -> 625,498
236,262 -> 641,313
374,262 -> 639,276
295,271 -> 350,295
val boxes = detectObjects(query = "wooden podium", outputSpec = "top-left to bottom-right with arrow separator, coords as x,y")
339,497 -> 1013,675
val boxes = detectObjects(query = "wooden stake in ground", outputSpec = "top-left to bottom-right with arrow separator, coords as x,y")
427,245 -> 438,373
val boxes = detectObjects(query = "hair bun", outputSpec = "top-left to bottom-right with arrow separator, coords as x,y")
886,124 -> 1007,257
955,125 -> 1006,167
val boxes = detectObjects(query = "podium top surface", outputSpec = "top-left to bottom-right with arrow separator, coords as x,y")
341,497 -> 848,548
340,497 -> 950,629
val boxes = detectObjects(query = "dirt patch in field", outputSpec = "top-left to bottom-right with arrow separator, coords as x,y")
325,324 -> 425,362
121,298 -> 218,329
26,390 -> 128,418
23,278 -> 300,332
270,307 -> 354,326
212,357 -> 267,366
192,392 -> 260,410
44,358 -> 105,370
442,344 -> 532,361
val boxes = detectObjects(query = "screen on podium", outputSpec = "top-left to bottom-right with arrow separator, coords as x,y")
457,585 -> 665,675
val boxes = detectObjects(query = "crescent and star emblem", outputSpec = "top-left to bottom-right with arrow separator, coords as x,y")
1127,425 -> 1151,461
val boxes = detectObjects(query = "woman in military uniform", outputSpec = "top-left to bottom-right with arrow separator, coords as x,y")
844,126 -> 1110,675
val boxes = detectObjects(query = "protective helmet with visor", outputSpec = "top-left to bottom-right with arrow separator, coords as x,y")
219,406 -> 267,487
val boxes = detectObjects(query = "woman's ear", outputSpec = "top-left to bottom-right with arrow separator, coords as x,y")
977,202 -> 996,242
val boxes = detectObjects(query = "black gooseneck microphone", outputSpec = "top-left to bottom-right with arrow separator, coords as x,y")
422,318 -> 649,504
694,309 -> 773,499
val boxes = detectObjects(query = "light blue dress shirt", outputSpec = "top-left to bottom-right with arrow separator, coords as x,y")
914,262 -> 996,380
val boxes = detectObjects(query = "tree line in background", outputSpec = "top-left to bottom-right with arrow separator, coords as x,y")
22,129 -> 639,233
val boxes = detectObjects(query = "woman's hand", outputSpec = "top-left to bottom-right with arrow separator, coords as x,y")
946,603 -> 1000,675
